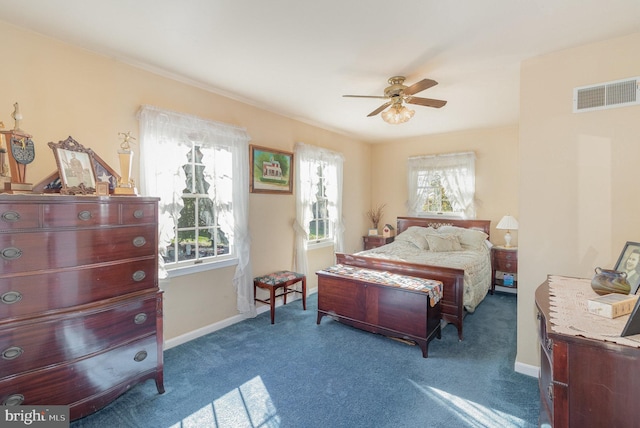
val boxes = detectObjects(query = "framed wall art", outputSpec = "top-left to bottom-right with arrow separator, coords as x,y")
615,241 -> 640,294
250,145 -> 293,194
48,136 -> 98,195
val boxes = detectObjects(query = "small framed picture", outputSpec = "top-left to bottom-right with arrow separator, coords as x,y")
614,241 -> 640,294
250,145 -> 293,194
368,228 -> 378,236
48,136 -> 98,195
96,181 -> 110,196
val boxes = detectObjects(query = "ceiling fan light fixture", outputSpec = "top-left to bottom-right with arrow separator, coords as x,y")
381,104 -> 415,125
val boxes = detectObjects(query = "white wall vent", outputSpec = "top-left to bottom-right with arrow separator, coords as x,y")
573,77 -> 640,113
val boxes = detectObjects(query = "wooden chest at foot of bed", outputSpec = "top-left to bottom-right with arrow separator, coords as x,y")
316,269 -> 442,358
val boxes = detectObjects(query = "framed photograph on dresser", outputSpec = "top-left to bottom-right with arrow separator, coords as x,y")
614,241 -> 640,294
48,136 -> 98,195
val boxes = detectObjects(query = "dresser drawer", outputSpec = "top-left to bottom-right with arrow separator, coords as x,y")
121,202 -> 157,225
0,293 -> 159,377
0,225 -> 156,274
42,203 -> 120,228
493,250 -> 517,272
0,204 -> 40,231
0,258 -> 157,320
0,334 -> 158,407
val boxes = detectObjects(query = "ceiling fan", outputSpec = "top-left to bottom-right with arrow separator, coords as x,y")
343,76 -> 447,124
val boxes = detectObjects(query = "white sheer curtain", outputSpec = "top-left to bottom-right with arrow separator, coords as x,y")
138,105 -> 255,317
293,143 -> 344,275
407,151 -> 476,218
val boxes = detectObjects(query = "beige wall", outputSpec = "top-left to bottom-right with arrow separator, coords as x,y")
370,126 -> 519,244
518,32 -> 640,368
0,22 -> 371,342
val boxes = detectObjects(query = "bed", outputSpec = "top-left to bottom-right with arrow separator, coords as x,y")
335,216 -> 492,340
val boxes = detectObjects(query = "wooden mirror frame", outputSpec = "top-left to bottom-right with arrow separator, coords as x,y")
48,136 -> 98,195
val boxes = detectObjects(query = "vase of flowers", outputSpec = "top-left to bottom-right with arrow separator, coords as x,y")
366,203 -> 386,233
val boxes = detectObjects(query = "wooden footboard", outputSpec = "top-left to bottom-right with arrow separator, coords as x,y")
335,252 -> 466,340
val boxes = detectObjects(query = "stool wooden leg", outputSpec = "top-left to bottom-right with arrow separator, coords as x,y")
269,286 -> 276,324
283,284 -> 287,306
302,277 -> 307,310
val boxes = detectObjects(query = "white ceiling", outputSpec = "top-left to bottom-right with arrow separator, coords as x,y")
1,1 -> 640,142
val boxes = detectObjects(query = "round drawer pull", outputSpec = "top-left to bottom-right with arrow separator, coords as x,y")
133,236 -> 146,247
78,210 -> 92,221
505,263 -> 512,269
133,209 -> 144,219
132,270 -> 146,282
3,394 -> 24,406
2,346 -> 23,360
134,313 -> 147,324
134,350 -> 148,362
1,291 -> 22,305
1,211 -> 20,222
1,247 -> 22,260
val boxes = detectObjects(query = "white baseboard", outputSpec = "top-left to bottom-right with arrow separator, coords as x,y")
514,361 -> 539,378
164,288 -> 317,350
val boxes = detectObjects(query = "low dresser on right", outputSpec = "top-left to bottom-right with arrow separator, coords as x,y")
536,277 -> 640,427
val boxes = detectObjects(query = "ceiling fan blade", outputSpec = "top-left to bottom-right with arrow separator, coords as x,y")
367,101 -> 392,117
406,97 -> 447,108
343,95 -> 389,99
403,79 -> 438,96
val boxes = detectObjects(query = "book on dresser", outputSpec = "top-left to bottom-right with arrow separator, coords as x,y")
0,195 -> 164,421
587,293 -> 639,318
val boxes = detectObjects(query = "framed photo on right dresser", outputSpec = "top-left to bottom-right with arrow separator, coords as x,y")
614,241 -> 640,295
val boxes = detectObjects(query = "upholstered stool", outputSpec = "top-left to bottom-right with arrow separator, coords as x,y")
253,271 -> 306,324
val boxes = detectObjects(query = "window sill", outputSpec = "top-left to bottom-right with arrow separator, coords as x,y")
307,240 -> 335,250
165,257 -> 238,278
413,212 -> 465,219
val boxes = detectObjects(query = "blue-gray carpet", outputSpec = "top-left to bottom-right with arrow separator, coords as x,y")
71,292 -> 539,427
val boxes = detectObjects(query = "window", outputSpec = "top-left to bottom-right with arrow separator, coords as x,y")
138,105 -> 255,316
309,163 -> 331,242
164,144 -> 232,266
293,143 -> 344,274
407,152 -> 476,218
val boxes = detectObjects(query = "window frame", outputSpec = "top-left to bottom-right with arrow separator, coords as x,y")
160,143 -> 234,271
407,151 -> 476,219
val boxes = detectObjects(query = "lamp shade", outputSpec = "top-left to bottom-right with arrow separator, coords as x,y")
381,104 -> 415,124
496,215 -> 519,230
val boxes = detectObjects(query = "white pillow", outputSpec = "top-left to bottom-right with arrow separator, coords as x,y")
425,234 -> 462,252
438,225 -> 488,250
395,226 -> 434,250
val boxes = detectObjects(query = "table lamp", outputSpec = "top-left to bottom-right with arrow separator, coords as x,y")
496,215 -> 519,248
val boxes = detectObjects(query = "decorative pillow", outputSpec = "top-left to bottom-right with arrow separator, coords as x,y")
438,226 -> 488,250
425,234 -> 462,252
394,226 -> 434,250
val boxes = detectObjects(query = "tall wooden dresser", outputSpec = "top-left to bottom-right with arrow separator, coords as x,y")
0,195 -> 164,421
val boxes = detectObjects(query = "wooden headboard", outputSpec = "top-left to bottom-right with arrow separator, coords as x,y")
396,216 -> 491,240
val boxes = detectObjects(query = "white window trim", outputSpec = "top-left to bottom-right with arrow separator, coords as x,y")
165,257 -> 239,278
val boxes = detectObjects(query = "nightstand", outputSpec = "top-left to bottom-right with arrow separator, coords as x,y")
491,246 -> 518,294
363,235 -> 394,250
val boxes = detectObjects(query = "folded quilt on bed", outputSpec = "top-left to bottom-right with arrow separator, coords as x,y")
354,225 -> 491,312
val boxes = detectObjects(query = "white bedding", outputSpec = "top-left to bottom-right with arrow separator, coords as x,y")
355,226 -> 491,312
